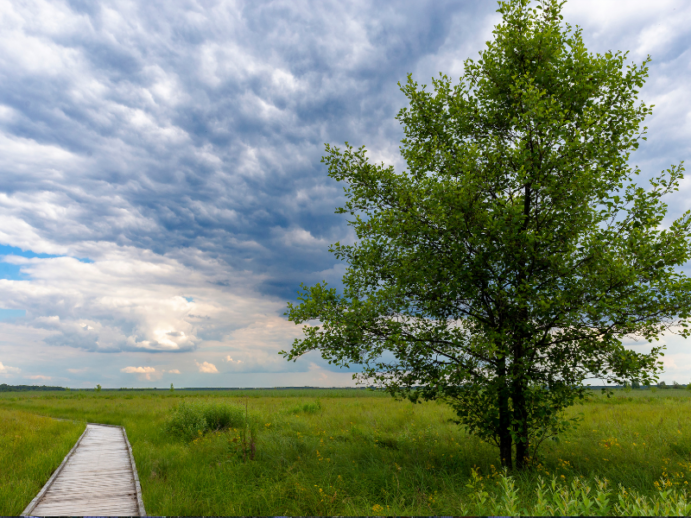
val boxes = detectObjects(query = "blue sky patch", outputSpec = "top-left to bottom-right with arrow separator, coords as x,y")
0,309 -> 26,321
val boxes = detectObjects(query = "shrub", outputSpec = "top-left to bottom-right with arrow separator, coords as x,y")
164,401 -> 246,441
203,402 -> 246,430
286,400 -> 322,415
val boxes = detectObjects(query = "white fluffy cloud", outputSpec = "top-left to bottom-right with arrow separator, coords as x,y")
121,366 -> 160,381
121,366 -> 156,374
196,361 -> 218,374
0,242 -> 279,353
0,361 -> 20,374
27,374 -> 51,380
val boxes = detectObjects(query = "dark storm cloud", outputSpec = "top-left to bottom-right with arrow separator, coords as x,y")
0,0 -> 494,300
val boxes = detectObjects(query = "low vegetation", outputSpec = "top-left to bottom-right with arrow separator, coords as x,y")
163,400 -> 248,441
1,388 -> 691,515
0,408 -> 84,515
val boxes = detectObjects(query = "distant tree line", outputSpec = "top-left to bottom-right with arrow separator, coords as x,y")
0,383 -> 66,392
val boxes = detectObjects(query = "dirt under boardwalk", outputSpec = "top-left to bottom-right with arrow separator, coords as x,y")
27,424 -> 144,516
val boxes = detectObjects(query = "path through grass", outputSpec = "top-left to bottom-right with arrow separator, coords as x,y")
1,388 -> 690,515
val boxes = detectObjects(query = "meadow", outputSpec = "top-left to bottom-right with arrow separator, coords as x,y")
1,387 -> 691,515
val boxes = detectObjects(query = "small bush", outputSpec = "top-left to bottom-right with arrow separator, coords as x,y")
203,402 -> 245,430
164,401 -> 246,441
286,400 -> 322,414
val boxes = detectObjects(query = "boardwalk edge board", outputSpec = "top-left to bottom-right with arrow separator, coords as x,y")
21,424 -> 89,516
122,426 -> 147,517
21,423 -> 146,517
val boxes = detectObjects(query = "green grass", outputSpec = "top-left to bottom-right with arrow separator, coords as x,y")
0,408 -> 84,515
1,388 -> 691,515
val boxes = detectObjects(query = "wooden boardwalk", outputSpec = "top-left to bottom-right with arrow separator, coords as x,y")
22,423 -> 146,517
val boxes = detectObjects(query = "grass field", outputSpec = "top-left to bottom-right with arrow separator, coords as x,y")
1,388 -> 691,515
0,407 -> 84,515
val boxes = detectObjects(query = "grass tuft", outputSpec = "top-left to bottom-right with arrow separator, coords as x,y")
286,399 -> 322,415
163,401 -> 246,441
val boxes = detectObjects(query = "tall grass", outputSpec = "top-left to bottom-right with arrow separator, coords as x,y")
163,400 -> 247,441
2,388 -> 691,515
0,408 -> 84,515
460,469 -> 691,515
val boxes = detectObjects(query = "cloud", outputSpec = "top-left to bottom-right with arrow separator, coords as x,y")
0,0 -> 689,385
0,361 -> 20,374
121,366 -> 156,374
224,355 -> 242,363
27,374 -> 51,380
195,361 -> 218,374
167,369 -> 181,374
0,244 -> 276,353
68,368 -> 88,373
121,365 -> 160,381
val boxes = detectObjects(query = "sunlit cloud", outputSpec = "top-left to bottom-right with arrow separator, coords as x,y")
27,374 -> 51,380
121,366 -> 160,381
167,369 -> 181,374
196,361 -> 218,374
0,361 -> 20,374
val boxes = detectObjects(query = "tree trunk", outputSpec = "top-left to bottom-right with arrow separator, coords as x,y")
512,340 -> 530,470
497,358 -> 513,470
513,378 -> 529,470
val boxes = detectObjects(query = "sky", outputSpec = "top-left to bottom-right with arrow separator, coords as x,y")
0,0 -> 690,388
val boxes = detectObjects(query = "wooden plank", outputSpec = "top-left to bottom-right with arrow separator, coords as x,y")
49,479 -> 136,489
23,423 -> 146,517
44,488 -> 136,499
37,500 -> 140,511
39,495 -> 139,506
31,504 -> 139,516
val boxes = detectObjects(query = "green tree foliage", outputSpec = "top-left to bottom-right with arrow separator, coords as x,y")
284,0 -> 691,470
0,384 -> 66,392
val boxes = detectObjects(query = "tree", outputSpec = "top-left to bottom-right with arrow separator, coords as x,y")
95,384 -> 102,392
283,0 -> 691,470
